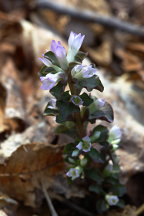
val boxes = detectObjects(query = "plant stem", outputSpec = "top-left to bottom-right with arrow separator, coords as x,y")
67,70 -> 85,138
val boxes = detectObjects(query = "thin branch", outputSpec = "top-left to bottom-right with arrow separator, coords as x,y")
60,197 -> 95,216
41,183 -> 58,216
35,0 -> 144,37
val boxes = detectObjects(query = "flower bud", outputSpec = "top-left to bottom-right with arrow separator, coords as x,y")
50,40 -> 67,69
67,32 -> 85,62
71,64 -> 97,79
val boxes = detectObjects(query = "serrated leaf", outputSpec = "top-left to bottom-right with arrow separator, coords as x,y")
56,101 -> 80,123
88,101 -> 114,123
64,143 -> 76,154
88,148 -> 103,163
89,184 -> 105,195
76,75 -> 104,92
80,93 -> 93,106
50,82 -> 65,99
75,51 -> 87,63
55,122 -> 77,138
86,168 -> 103,184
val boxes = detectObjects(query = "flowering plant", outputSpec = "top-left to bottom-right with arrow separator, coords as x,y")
39,32 -> 125,213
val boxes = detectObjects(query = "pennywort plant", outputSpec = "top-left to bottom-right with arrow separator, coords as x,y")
39,32 -> 125,213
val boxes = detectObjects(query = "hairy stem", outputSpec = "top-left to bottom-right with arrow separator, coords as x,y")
68,70 -> 85,138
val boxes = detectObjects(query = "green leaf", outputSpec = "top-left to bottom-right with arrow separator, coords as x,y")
80,93 -> 93,106
86,168 -> 103,185
44,107 -> 58,116
39,65 -> 48,76
64,143 -> 76,155
88,101 -> 114,123
89,184 -> 104,195
50,82 -> 65,99
76,75 -> 104,92
110,184 -> 126,197
91,125 -> 109,143
56,100 -> 80,123
88,148 -> 103,163
55,122 -> 77,138
75,51 -> 87,63
44,51 -> 59,66
116,199 -> 125,208
96,199 -> 109,213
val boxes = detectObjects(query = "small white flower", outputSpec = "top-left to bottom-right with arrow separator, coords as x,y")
70,95 -> 83,106
66,167 -> 81,180
76,136 -> 92,152
105,195 -> 119,206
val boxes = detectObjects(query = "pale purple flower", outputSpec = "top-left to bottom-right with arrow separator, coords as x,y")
68,32 -> 85,53
51,40 -> 66,59
71,64 -> 97,79
105,195 -> 119,206
76,136 -> 91,152
66,167 -> 81,180
39,57 -> 52,67
50,40 -> 67,69
40,72 -> 63,90
70,95 -> 83,106
67,32 -> 85,62
47,98 -> 57,109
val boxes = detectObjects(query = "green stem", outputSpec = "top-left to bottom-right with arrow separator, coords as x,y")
67,70 -> 85,138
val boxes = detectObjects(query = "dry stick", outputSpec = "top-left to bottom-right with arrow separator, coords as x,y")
41,183 -> 58,216
35,0 -> 144,37
135,204 -> 144,216
60,198 -> 95,216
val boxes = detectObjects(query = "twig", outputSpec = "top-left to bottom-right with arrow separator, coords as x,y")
59,197 -> 95,216
41,183 -> 58,216
35,0 -> 144,37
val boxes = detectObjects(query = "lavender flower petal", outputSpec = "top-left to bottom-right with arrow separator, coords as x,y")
39,57 -> 52,67
76,136 -> 92,152
71,64 -> 97,79
67,32 -> 85,62
76,142 -> 83,150
50,40 -> 67,69
40,72 -> 63,90
66,167 -> 81,180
